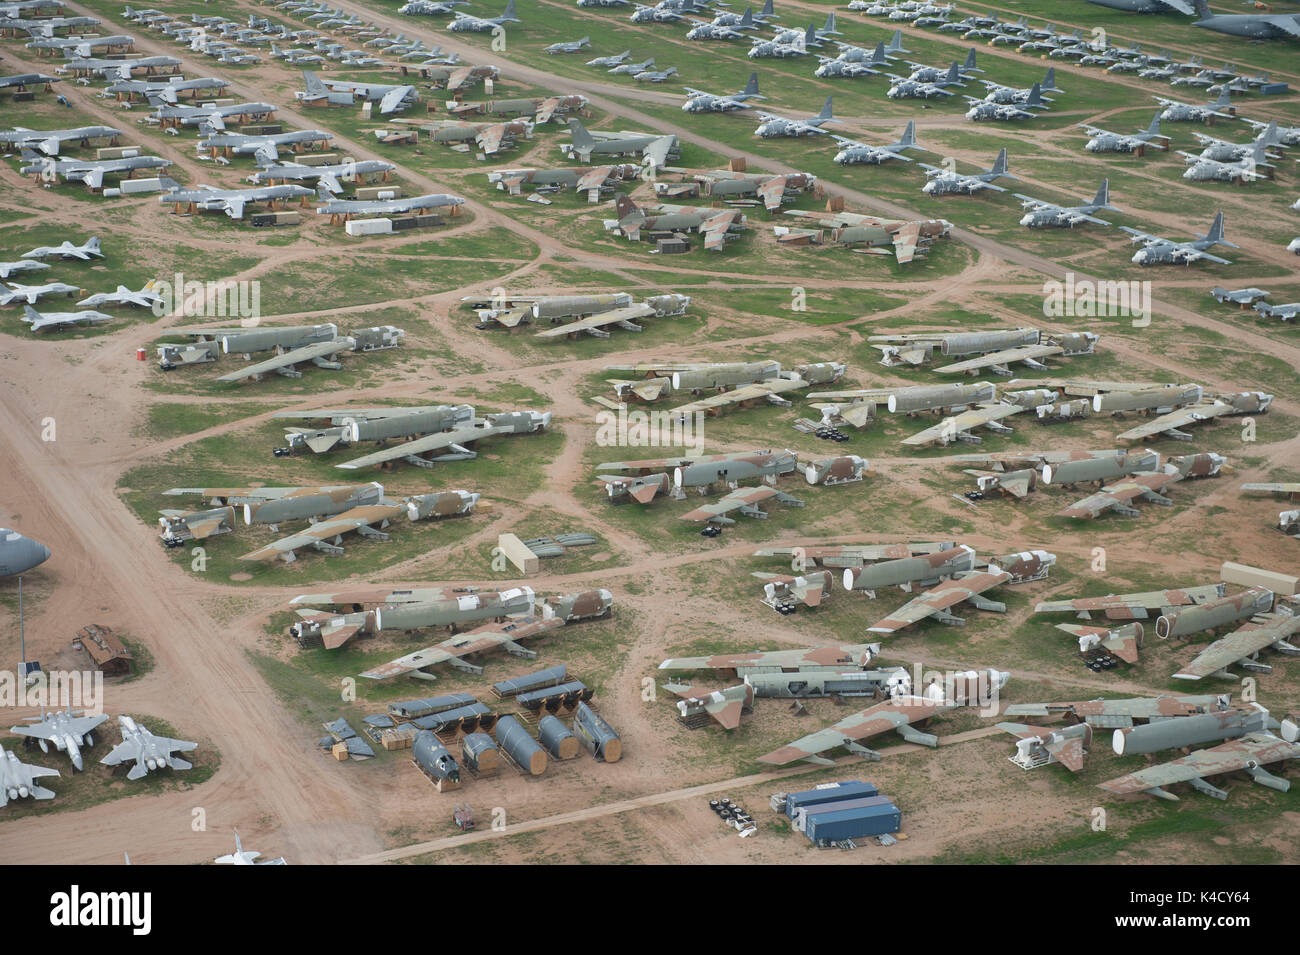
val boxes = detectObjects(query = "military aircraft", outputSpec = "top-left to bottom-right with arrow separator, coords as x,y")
214,831 -> 287,866
772,11 -> 840,44
607,56 -> 655,75
74,282 -> 161,313
753,570 -> 834,613
1057,622 -> 1146,665
1099,722 -> 1299,801
160,182 -> 314,219
1004,693 -> 1225,727
1192,121 -> 1282,163
1173,612 -> 1300,680
64,54 -> 182,80
0,124 -> 120,156
0,746 -> 59,807
1085,0 -> 1195,13
886,63 -> 964,99
757,670 -> 1009,764
658,642 -> 881,674
271,403 -> 474,454
535,295 -> 690,339
998,722 -> 1092,772
1120,212 -> 1236,265
1179,145 -> 1271,183
869,328 -> 1097,374
332,411 -> 548,470
152,101 -> 277,131
965,84 -> 1048,122
26,34 -> 133,56
252,157 -> 395,194
634,66 -> 679,83
595,449 -> 799,503
447,0 -> 519,31
297,71 -> 418,114
20,152 -> 172,191
415,117 -> 532,154
814,41 -> 892,79
606,195 -> 745,251
100,716 -> 197,780
586,49 -> 632,67
0,281 -> 79,306
8,706 -> 107,772
681,485 -> 804,524
1156,88 -> 1234,123
0,260 -> 50,279
665,361 -> 844,419
919,148 -> 1015,194
20,304 -> 111,332
105,76 -> 231,103
664,682 -> 754,729
359,615 -> 568,678
1190,0 -> 1300,40
780,209 -> 951,264
1055,464 -> 1193,519
841,545 -> 976,597
1254,300 -> 1300,322
543,36 -> 590,53
903,48 -> 981,84
864,566 -> 1014,634
0,528 -> 51,577
1076,110 -> 1170,155
401,0 -> 469,12
685,8 -> 755,40
1034,584 -> 1227,621
1015,179 -> 1117,229
831,120 -> 923,165
20,236 -> 102,261
563,119 -> 675,166
316,192 -> 464,220
747,25 -> 818,58
682,72 -> 764,112
199,128 -> 332,163
1211,287 -> 1269,307
1112,391 -> 1271,444
693,170 -> 816,211
0,73 -> 61,93
1154,587 -> 1275,641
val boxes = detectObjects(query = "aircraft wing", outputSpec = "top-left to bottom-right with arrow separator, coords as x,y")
576,165 -> 614,192
681,485 -> 801,523
476,122 -> 506,154
159,508 -> 231,540
757,695 -> 956,765
1055,623 -> 1143,664
1057,471 -> 1179,519
659,644 -> 877,672
534,303 -> 655,339
13,712 -> 106,741
238,503 -> 405,562
379,85 -> 415,113
664,683 -> 748,730
755,175 -> 788,211
1241,483 -> 1300,496
901,403 -> 1024,447
1115,401 -> 1230,444
101,738 -> 142,767
668,377 -> 804,417
936,343 -> 1063,375
1182,246 -> 1232,265
643,135 -> 675,168
866,569 -> 1012,634
216,338 -> 350,382
1098,733 -> 1300,798
336,422 -> 510,469
1263,15 -> 1300,38
1162,0 -> 1194,12
884,220 -> 923,264
360,616 -> 564,679
996,722 -> 1087,771
1173,614 -> 1300,680
699,209 -> 742,250
1034,584 -> 1223,619
1118,226 -> 1160,244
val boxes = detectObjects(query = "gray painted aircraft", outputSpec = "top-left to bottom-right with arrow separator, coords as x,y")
1178,145 -> 1271,183
215,831 -> 287,866
20,152 -> 172,190
21,236 -> 102,260
1120,212 -> 1236,265
77,283 -> 163,309
1085,0 -> 1194,13
272,403 -> 474,454
634,66 -> 679,83
65,54 -> 181,79
543,36 -> 590,53
0,124 -> 120,156
314,192 -> 464,218
100,715 -> 197,780
0,260 -> 50,279
21,304 -> 112,332
1015,179 -> 1117,228
964,84 -> 1046,121
0,528 -> 51,576
160,182 -> 315,218
1191,0 -> 1299,40
0,746 -> 58,807
447,0 -> 519,31
199,128 -> 332,163
563,118 -> 676,165
586,49 -> 632,67
754,96 -> 837,137
920,148 -> 1014,194
1156,88 -> 1233,123
1081,111 -> 1169,153
682,71 -> 764,112
607,56 -> 655,75
106,76 -> 231,102
152,101 -> 276,130
981,68 -> 1059,104
0,73 -> 61,91
26,33 -> 133,55
0,281 -> 80,306
298,70 -> 418,114
9,706 -> 107,771
252,157 -> 396,193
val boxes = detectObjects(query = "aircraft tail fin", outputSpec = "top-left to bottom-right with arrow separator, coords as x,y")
742,71 -> 759,97
898,119 -> 916,147
816,95 -> 834,121
1024,82 -> 1043,109
823,11 -> 836,33
85,237 -> 101,254
760,0 -> 772,16
886,28 -> 905,53
568,117 -> 595,152
945,61 -> 961,84
804,24 -> 816,47
990,147 -> 1009,177
1042,66 -> 1058,92
501,0 -> 518,21
614,192 -> 640,221
963,47 -> 977,72
22,304 -> 41,324
738,8 -> 751,28
1146,110 -> 1162,136
1213,86 -> 1231,109
1092,178 -> 1111,210
302,69 -> 327,96
1194,0 -> 1212,18
1204,211 -> 1231,247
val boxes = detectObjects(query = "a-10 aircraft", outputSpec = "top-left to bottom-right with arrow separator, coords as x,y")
831,120 -> 924,166
1120,211 -> 1236,265
1081,111 -> 1169,154
1015,179 -> 1117,228
919,148 -> 1015,195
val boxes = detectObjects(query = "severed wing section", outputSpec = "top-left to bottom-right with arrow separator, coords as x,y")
336,422 -> 510,470
1115,401 -> 1231,444
1098,732 -> 1300,800
1173,613 -> 1300,680
901,404 -> 1024,447
866,569 -> 1011,634
936,343 -> 1064,376
679,485 -> 802,524
1034,584 -> 1224,620
1057,470 -> 1180,519
534,303 -> 655,339
238,503 -> 406,562
217,338 -> 350,382
758,695 -> 955,765
360,616 -> 564,679
668,377 -> 805,418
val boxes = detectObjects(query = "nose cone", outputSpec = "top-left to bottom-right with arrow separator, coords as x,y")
1019,213 -> 1033,226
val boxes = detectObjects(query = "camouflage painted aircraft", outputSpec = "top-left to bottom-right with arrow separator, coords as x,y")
757,669 -> 1008,765
486,163 -> 641,201
779,209 -> 951,264
752,541 -> 956,568
1154,587 -> 1275,639
1097,724 -> 1299,801
692,170 -> 817,212
658,642 -> 881,674
1173,612 -> 1300,680
1056,465 -> 1186,519
998,721 -> 1091,771
535,295 -> 691,340
1056,622 -> 1145,664
753,570 -> 832,612
864,567 -> 1013,634
841,544 -> 976,597
1034,584 -> 1226,621
663,682 -> 754,730
562,119 -> 676,165
1003,693 -> 1225,727
333,411 -> 550,470
680,485 -> 804,524
606,195 -> 746,251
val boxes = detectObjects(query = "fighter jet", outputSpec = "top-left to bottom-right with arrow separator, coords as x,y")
214,831 -> 287,866
1190,0 -> 1300,41
1156,88 -> 1234,123
447,0 -> 519,31
1120,212 -> 1236,265
633,66 -> 678,83
0,746 -> 59,807
100,716 -> 197,780
160,182 -> 315,219
544,36 -> 589,53
1211,287 -> 1269,307
0,281 -> 79,306
586,49 -> 632,68
252,157 -> 396,193
606,195 -> 745,251
1081,111 -> 1169,154
0,260 -> 50,280
8,706 -> 107,772
607,56 -> 654,76
0,528 -> 51,577
757,670 -> 1008,765
919,148 -> 1015,195
0,124 -> 120,156
21,304 -> 112,332
20,236 -> 102,260
682,72 -> 763,112
832,120 -> 923,165
1015,179 -> 1117,228
297,70 -> 418,114
1254,300 -> 1300,322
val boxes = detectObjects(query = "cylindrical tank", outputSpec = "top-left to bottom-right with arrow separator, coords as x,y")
413,730 -> 460,783
460,731 -> 499,773
939,329 -> 1037,357
494,715 -> 547,775
347,406 -> 464,443
573,701 -> 621,763
537,715 -> 579,759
